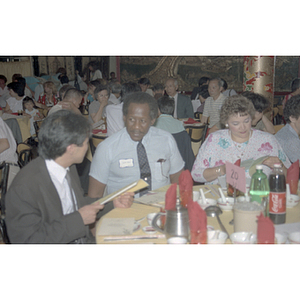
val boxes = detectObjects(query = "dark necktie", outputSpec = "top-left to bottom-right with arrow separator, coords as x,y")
137,141 -> 151,196
65,170 -> 83,244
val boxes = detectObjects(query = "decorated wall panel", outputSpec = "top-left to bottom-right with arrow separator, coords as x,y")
120,56 -> 299,93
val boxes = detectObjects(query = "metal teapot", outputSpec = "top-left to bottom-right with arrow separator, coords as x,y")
152,200 -> 190,239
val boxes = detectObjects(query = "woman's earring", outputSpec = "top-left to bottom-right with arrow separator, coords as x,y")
225,124 -> 228,128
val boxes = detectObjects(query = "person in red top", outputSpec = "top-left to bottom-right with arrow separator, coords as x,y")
36,81 -> 58,110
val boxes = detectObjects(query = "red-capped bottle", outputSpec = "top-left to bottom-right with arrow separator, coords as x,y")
268,164 -> 286,224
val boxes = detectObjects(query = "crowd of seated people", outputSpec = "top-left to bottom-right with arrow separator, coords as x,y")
1,64 -> 299,244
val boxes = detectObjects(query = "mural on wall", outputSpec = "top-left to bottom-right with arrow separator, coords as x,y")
120,56 -> 299,93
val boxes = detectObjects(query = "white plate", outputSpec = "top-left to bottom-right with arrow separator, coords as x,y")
142,226 -> 157,234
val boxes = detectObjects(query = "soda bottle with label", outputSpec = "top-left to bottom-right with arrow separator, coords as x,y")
249,165 -> 270,215
268,163 -> 286,224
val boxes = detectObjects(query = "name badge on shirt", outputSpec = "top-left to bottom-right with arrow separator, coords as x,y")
119,159 -> 134,168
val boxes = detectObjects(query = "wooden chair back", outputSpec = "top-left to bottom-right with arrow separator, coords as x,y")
89,135 -> 107,156
17,143 -> 33,168
185,123 -> 208,156
274,124 -> 284,133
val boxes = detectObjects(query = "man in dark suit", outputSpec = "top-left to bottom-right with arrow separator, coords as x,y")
5,110 -> 133,243
164,78 -> 194,119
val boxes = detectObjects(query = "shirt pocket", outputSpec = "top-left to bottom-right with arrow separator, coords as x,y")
153,159 -> 171,182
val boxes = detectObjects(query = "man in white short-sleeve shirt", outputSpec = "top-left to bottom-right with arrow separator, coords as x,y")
201,78 -> 227,130
88,92 -> 184,198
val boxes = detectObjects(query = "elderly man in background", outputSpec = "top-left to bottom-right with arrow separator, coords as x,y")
201,77 -> 227,134
108,80 -> 122,105
164,78 -> 194,119
48,88 -> 82,116
88,92 -> 184,199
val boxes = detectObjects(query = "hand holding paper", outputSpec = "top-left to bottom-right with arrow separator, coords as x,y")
93,179 -> 149,205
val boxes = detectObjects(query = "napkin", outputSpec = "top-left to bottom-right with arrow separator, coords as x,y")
184,118 -> 199,124
179,170 -> 193,208
165,183 -> 177,210
286,160 -> 299,195
188,201 -> 207,244
257,213 -> 275,244
92,128 -> 107,134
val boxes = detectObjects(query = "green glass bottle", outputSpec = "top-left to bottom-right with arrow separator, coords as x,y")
249,165 -> 270,216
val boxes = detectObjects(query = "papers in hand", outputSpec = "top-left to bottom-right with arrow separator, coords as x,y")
241,155 -> 269,176
93,179 -> 149,205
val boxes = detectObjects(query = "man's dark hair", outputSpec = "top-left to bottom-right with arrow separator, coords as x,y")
7,82 -> 25,97
157,95 -> 174,115
138,78 -> 151,85
38,110 -> 91,160
283,95 -> 300,124
60,75 -> 69,84
152,83 -> 164,92
220,78 -> 228,91
120,81 -> 141,101
198,76 -> 210,86
241,91 -> 270,113
0,75 -> 7,83
198,84 -> 209,99
123,91 -> 158,120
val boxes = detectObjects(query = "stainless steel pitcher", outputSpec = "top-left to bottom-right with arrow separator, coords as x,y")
152,203 -> 190,239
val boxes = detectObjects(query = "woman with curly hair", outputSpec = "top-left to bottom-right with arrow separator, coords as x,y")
191,95 -> 291,184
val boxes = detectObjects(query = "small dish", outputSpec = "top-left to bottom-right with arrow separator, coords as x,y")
207,230 -> 228,244
217,197 -> 234,211
286,194 -> 300,208
230,232 -> 257,244
142,226 -> 157,234
288,232 -> 300,244
197,198 -> 217,209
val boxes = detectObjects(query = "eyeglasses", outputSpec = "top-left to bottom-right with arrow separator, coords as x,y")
157,159 -> 168,179
98,94 -> 109,98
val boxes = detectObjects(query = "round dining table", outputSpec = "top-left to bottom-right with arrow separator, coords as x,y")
95,184 -> 300,244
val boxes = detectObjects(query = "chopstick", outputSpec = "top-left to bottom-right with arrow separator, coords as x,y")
103,234 -> 165,241
133,200 -> 163,208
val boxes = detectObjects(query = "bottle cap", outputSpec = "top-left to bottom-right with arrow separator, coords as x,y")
273,163 -> 282,168
256,165 -> 263,170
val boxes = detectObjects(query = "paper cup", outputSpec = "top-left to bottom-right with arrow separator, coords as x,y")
233,202 -> 264,233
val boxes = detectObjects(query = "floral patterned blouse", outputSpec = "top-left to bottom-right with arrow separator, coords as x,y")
191,129 -> 291,184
